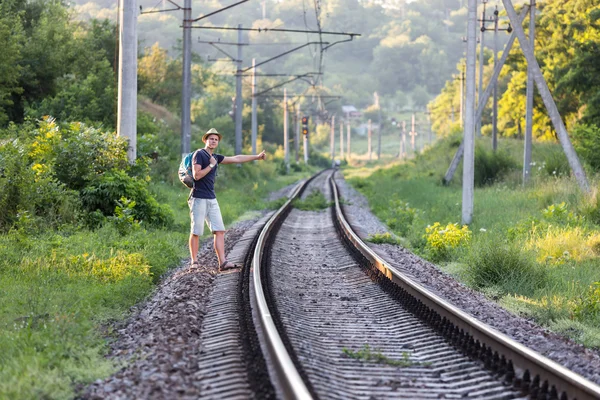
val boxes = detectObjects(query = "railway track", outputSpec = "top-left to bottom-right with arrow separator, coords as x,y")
199,169 -> 600,400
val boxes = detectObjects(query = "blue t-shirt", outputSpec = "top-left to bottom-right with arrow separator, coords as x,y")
192,149 -> 225,199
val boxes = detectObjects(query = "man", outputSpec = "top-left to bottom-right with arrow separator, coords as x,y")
189,128 -> 266,271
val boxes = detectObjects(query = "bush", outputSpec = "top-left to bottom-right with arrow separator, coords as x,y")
574,282 -> 600,322
385,200 -> 418,237
466,235 -> 546,295
572,124 -> 600,171
81,170 -> 174,227
474,145 -> 516,186
424,222 -> 471,261
0,139 -> 35,230
53,122 -> 130,190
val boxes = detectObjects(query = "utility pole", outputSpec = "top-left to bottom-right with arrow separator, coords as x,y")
283,88 -> 289,173
523,0 -> 535,183
180,0 -> 191,158
410,113 -> 417,151
501,0 -> 588,191
330,115 -> 335,165
397,123 -> 402,158
251,58 -> 257,155
492,6 -> 499,151
368,119 -> 372,161
117,0 -> 137,163
303,111 -> 308,164
477,0 -> 489,138
235,24 -> 243,155
375,92 -> 382,160
463,0 -> 478,225
295,105 -> 300,163
402,120 -> 407,159
340,122 -> 344,159
347,122 -> 351,161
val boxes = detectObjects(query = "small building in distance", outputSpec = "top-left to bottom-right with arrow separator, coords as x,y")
342,105 -> 362,120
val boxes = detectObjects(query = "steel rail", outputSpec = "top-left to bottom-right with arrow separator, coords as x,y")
329,174 -> 600,400
252,177 -> 316,400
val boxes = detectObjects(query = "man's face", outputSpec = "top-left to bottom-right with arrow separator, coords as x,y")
205,135 -> 220,149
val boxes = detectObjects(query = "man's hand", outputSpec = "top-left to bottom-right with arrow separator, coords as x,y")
256,150 -> 266,161
209,155 -> 217,166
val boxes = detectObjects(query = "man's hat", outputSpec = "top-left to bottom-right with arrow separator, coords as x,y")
202,128 -> 222,142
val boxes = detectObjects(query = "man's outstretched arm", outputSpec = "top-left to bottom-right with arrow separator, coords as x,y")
221,150 -> 266,165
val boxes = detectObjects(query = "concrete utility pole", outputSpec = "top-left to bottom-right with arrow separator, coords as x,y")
251,58 -> 257,155
179,0 -> 191,158
117,0 -> 137,163
340,122 -> 344,159
368,119 -> 372,161
477,0 -> 488,138
295,105 -> 300,163
502,0 -> 589,191
462,0 -> 478,225
347,122 -> 351,161
376,92 -> 382,160
523,0 -> 535,183
410,113 -> 417,151
283,88 -> 289,173
492,6 -> 499,151
402,120 -> 407,158
235,24 -> 243,155
330,115 -> 335,165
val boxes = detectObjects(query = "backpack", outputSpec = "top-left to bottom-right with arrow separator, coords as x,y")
178,149 -> 200,188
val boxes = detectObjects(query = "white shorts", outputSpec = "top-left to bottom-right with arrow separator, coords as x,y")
188,197 -> 226,236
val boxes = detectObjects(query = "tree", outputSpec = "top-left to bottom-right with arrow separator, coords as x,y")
0,2 -> 24,125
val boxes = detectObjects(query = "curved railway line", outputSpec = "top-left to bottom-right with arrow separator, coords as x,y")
199,169 -> 600,400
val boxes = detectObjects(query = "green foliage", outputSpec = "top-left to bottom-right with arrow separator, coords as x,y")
367,232 -> 402,245
342,344 -> 426,367
474,145 -> 517,187
385,200 -> 418,236
574,282 -> 600,322
81,170 -> 174,227
109,197 -> 141,236
0,2 -> 24,125
293,190 -> 331,211
424,222 -> 471,261
571,124 -> 600,171
465,235 -> 546,295
0,118 -> 171,231
265,196 -> 288,210
541,202 -> 581,225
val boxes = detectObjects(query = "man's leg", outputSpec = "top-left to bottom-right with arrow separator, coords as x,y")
188,198 -> 206,264
214,231 -> 226,266
189,233 -> 199,262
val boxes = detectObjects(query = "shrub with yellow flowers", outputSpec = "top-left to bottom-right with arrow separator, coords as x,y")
424,222 -> 472,261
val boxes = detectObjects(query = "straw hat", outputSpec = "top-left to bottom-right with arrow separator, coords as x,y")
202,128 -> 222,142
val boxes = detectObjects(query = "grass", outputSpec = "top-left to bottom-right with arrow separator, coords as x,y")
342,344 -> 429,367
367,232 -> 403,245
0,161 -> 314,399
346,135 -> 600,349
293,190 -> 331,211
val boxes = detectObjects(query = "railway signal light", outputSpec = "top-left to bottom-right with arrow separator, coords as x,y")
302,116 -> 309,135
